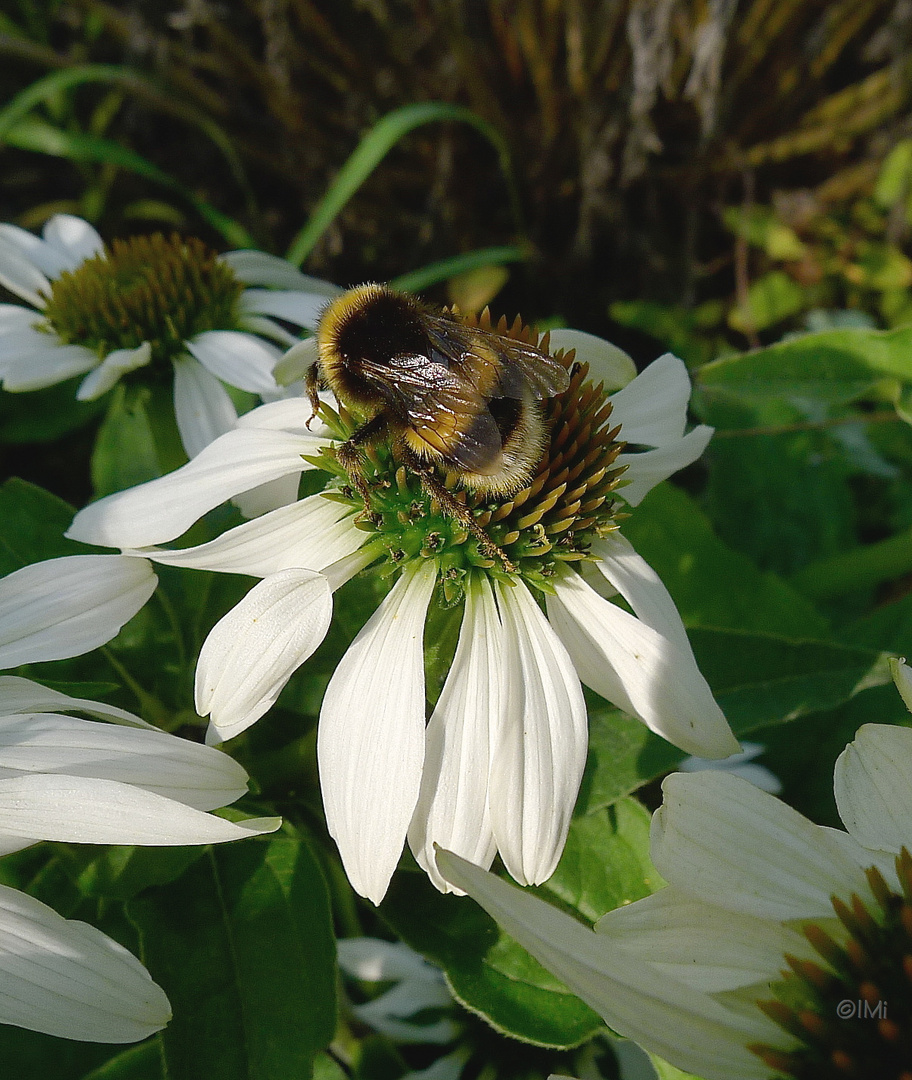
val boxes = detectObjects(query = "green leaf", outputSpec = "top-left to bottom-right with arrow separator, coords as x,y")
728,271 -> 806,333
0,478 -> 81,573
91,386 -> 163,497
130,835 -> 336,1080
697,325 -> 912,407
722,205 -> 807,260
0,380 -> 105,443
874,139 -> 912,209
70,845 -> 208,901
286,102 -> 517,266
381,876 -> 602,1049
81,1040 -> 164,1080
620,484 -> 830,638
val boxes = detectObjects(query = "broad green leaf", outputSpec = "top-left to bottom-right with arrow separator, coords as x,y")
697,325 -> 912,407
0,478 -> 81,572
70,845 -> 207,901
0,380 -> 105,443
620,484 -> 830,638
0,1026 -> 115,1079
82,1040 -> 164,1080
380,872 -> 603,1049
130,835 -> 336,1080
722,205 -> 806,259
874,139 -> 912,209
728,271 -> 805,333
91,386 -> 162,497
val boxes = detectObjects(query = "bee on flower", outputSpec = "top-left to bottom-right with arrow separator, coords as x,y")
67,295 -> 738,905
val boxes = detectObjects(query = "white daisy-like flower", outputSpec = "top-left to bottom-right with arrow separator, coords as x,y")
0,214 -> 342,456
0,553 -> 280,1041
67,323 -> 737,905
439,661 -> 912,1079
678,740 -> 782,794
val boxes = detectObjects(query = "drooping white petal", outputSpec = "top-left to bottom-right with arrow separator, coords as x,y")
489,578 -> 588,887
0,882 -> 170,1043
609,353 -> 691,445
274,337 -> 318,386
239,288 -> 328,330
76,342 -> 152,401
42,215 -> 104,265
834,723 -> 912,855
0,774 -> 279,844
890,657 -> 912,714
318,561 -> 436,905
0,341 -> 98,391
133,493 -> 364,577
0,713 -> 250,811
408,575 -> 501,893
197,569 -> 334,743
0,555 -> 157,668
437,851 -> 772,1080
185,330 -> 280,393
222,251 -> 344,295
67,426 -> 324,547
679,742 -> 782,794
172,355 -> 239,458
548,329 -> 637,391
651,771 -> 870,921
614,425 -> 714,506
595,887 -> 806,994
232,473 -> 306,518
337,938 -> 444,983
351,980 -> 457,1044
591,531 -> 692,654
0,234 -> 53,306
0,676 -> 153,729
546,564 -> 738,758
234,395 -> 324,435
0,304 -> 41,333
238,313 -> 299,348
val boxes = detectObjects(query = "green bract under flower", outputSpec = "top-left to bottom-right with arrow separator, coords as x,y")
41,234 -> 245,368
311,335 -> 627,604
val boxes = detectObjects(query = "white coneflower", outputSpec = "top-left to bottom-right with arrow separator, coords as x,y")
0,553 -> 279,1041
0,214 -> 340,455
68,322 -> 737,905
440,662 -> 912,1079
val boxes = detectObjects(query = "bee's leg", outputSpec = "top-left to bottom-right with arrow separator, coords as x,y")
305,363 -> 322,428
398,445 -> 517,574
336,413 -> 390,514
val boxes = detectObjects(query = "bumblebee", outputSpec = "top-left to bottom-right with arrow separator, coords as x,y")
306,283 -> 570,567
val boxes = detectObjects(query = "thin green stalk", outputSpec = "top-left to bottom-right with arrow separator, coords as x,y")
286,102 -> 522,267
390,245 -> 525,293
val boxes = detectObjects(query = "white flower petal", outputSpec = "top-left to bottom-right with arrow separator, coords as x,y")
547,565 -> 738,758
76,342 -> 152,401
0,341 -> 98,391
238,313 -> 299,348
133,493 -> 364,577
0,882 -> 170,1043
232,473 -> 305,518
172,355 -> 239,458
67,426 -> 325,548
239,288 -> 328,330
353,981 -> 457,1044
834,723 -> 912,855
651,771 -> 870,921
548,329 -> 637,390
408,576 -> 500,893
0,774 -> 279,844
186,329 -> 280,393
0,223 -> 76,279
0,676 -> 153,729
615,425 -> 714,506
318,561 -> 436,905
489,579 -> 588,886
0,713 -> 250,811
42,215 -> 104,265
437,851 -> 771,1080
337,938 -> 443,983
197,569 -> 334,742
0,555 -> 157,668
595,887 -> 806,993
0,234 -> 53,306
234,396 -> 321,434
222,250 -> 343,296
274,337 -> 318,386
0,304 -> 41,333
591,531 -> 692,654
609,353 -> 691,445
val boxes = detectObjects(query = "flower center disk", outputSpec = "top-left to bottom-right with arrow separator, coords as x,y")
41,233 -> 244,366
752,849 -> 912,1078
